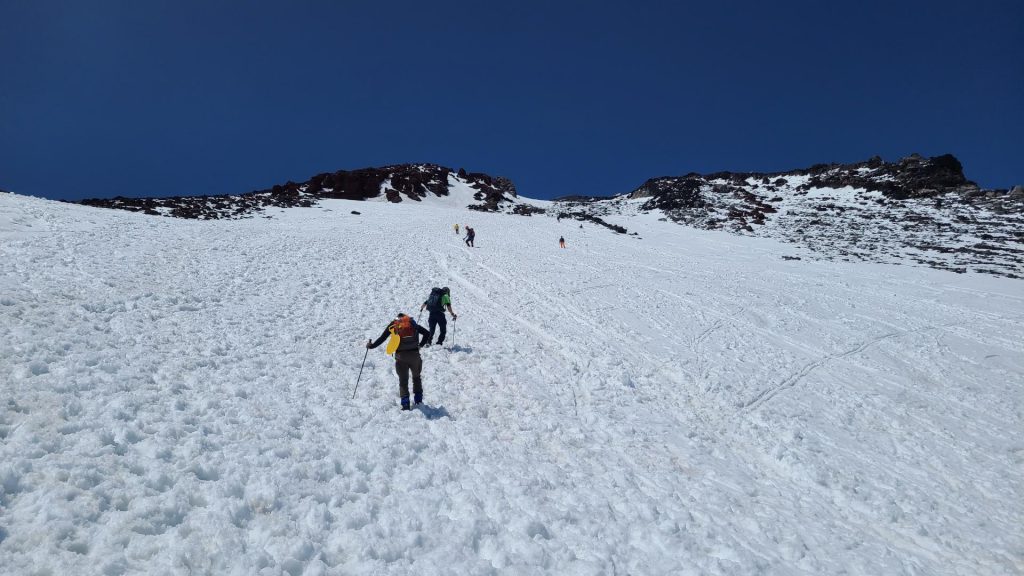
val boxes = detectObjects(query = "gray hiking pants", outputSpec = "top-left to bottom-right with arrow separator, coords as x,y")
394,350 -> 423,401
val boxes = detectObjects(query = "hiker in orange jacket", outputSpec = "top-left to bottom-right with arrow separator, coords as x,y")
366,314 -> 431,410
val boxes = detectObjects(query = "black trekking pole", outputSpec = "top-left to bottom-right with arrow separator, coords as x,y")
352,344 -> 369,399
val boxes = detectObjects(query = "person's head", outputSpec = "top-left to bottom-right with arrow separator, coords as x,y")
442,287 -> 450,294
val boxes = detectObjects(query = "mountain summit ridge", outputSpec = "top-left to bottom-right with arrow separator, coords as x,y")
558,153 -> 1023,278
63,154 -> 1024,277
77,163 -> 520,219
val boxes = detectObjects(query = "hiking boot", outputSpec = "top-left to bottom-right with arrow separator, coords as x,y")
400,397 -> 411,410
413,394 -> 423,406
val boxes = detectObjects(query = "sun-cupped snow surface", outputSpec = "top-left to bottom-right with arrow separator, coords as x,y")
1,193 -> 1022,575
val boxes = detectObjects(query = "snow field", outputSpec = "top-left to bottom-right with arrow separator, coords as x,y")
1,193 -> 1023,575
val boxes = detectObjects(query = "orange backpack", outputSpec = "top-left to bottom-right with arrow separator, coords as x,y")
392,315 -> 415,338
386,316 -> 415,355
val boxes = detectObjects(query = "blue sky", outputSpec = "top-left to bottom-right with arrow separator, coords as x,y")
1,1 -> 1021,200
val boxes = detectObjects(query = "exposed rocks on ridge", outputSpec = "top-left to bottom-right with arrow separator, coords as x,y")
60,153 -> 1023,278
555,154 -> 1023,278
77,164 -> 519,220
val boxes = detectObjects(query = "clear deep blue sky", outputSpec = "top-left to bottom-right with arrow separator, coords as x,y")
1,1 -> 1021,201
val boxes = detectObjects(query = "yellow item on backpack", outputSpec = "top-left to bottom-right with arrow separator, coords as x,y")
385,327 -> 400,355
385,316 -> 414,356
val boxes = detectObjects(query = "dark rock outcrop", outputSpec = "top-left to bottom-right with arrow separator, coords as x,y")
554,211 -> 628,234
554,154 -> 1022,278
791,153 -> 976,199
612,153 -> 1003,235
78,164 -> 519,219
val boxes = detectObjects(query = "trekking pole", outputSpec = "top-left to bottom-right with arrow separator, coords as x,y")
450,318 -> 456,351
352,344 -> 369,399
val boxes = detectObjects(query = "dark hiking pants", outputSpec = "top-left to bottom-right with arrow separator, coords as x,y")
394,350 -> 423,405
427,312 -> 447,345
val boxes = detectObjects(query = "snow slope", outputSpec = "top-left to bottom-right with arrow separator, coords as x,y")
558,173 -> 1024,279
1,193 -> 1022,575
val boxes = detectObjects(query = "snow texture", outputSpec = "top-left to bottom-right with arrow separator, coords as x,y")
564,167 -> 1024,279
1,192 -> 1023,575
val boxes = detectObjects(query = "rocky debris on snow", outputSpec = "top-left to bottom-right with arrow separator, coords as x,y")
555,154 -> 1024,278
459,169 -> 520,212
78,164 -> 519,219
555,211 -> 628,234
507,203 -> 546,216
78,189 -> 318,220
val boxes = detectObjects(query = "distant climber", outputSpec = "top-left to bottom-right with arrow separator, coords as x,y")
366,313 -> 431,410
559,236 -> 566,248
464,227 -> 475,247
454,223 -> 460,235
420,287 -> 457,346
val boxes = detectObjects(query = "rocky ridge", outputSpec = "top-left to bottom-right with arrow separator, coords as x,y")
555,154 -> 1024,278
64,154 -> 1024,277
78,164 -> 519,219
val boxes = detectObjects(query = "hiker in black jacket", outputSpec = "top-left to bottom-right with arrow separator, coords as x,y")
366,314 -> 430,410
420,287 -> 457,346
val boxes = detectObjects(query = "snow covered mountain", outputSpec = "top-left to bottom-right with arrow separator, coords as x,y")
74,155 -> 1024,278
555,154 -> 1024,279
1,190 -> 1022,575
78,164 -> 530,219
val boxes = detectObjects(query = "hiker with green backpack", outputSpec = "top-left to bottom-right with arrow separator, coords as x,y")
420,287 -> 457,347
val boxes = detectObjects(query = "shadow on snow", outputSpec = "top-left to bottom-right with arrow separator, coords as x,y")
416,405 -> 454,420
